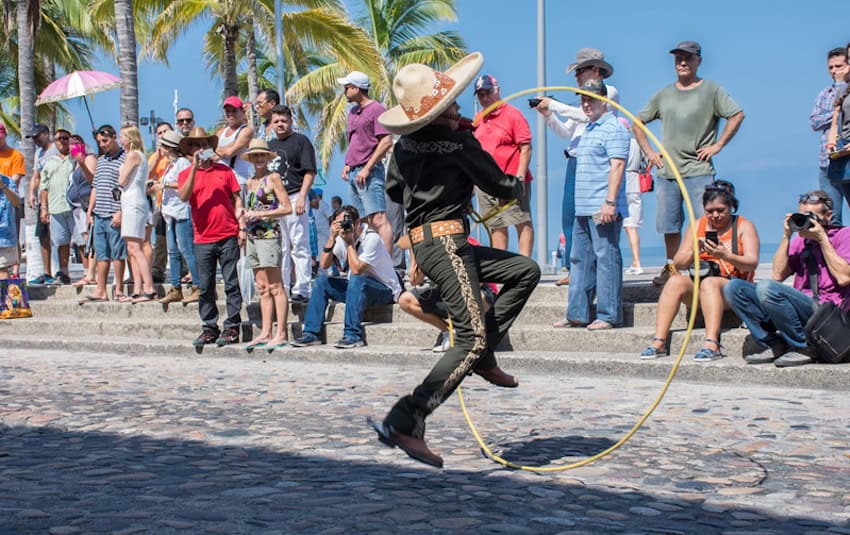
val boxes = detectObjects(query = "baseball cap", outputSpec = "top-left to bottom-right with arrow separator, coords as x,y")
336,71 -> 370,90
223,96 -> 243,109
669,40 -> 702,56
474,74 -> 499,93
312,187 -> 323,197
26,123 -> 50,138
576,79 -> 608,97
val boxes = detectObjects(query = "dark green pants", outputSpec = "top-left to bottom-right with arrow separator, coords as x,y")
384,233 -> 540,438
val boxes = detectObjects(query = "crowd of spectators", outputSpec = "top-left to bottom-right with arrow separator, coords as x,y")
0,39 -> 849,368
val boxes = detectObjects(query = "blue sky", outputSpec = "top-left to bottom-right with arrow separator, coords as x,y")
49,0 -> 849,261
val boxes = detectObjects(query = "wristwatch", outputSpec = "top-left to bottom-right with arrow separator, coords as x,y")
604,199 -> 616,206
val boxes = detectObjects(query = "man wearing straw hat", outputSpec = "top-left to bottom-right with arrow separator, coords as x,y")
177,128 -> 246,348
368,52 -> 541,468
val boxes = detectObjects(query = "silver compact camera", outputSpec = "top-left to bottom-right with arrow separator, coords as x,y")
198,148 -> 216,161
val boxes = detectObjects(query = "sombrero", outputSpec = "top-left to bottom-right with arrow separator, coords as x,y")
379,52 -> 484,135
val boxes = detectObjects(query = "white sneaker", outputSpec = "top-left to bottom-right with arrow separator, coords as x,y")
432,331 -> 450,352
624,266 -> 644,275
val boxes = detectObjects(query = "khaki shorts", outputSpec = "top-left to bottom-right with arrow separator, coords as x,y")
246,238 -> 282,270
477,182 -> 532,228
0,246 -> 19,270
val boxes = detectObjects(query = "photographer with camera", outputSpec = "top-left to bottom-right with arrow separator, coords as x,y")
724,191 -> 850,367
177,128 -> 247,347
640,180 -> 759,361
291,205 -> 400,349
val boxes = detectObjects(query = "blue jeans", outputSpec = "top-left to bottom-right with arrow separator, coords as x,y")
818,165 -> 850,226
348,162 -> 387,217
303,274 -> 394,340
165,217 -> 199,287
655,174 -> 713,234
561,158 -> 576,269
567,215 -> 623,324
723,279 -> 817,350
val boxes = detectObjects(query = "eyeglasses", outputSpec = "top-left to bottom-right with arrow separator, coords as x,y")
175,118 -> 193,124
55,136 -> 70,141
799,193 -> 833,209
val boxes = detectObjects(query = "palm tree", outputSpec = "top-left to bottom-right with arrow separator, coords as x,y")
286,0 -> 466,169
113,0 -> 139,124
15,0 -> 39,175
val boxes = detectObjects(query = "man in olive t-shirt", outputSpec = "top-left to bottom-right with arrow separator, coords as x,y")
632,41 -> 744,281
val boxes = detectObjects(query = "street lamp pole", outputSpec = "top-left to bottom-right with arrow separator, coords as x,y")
274,0 -> 286,105
535,0 -> 548,268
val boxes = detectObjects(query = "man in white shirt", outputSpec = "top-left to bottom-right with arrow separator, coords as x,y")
534,48 -> 619,286
291,205 -> 400,349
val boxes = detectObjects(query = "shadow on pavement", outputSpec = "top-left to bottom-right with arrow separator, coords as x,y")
0,423 -> 843,534
491,435 -> 618,464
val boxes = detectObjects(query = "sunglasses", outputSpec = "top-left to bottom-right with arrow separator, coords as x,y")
799,193 -> 833,209
55,136 -> 70,141
705,183 -> 734,194
96,126 -> 116,137
175,118 -> 193,124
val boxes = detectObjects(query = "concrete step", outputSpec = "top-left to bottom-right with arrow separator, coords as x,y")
29,298 -> 691,329
1,334 -> 844,390
1,316 -> 758,358
27,279 -> 664,304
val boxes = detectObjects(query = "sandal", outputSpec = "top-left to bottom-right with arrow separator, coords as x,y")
72,278 -> 96,288
555,274 -> 570,286
78,294 -> 109,305
245,339 -> 269,353
587,320 -> 615,331
640,337 -> 670,359
553,319 -> 587,328
694,338 -> 724,362
132,292 -> 157,304
117,293 -> 137,303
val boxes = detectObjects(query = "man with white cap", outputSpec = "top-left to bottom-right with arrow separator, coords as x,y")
367,52 -> 540,468
631,41 -> 744,285
533,48 -> 620,287
337,71 -> 394,253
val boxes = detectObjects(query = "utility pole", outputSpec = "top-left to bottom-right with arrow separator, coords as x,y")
535,0 -> 548,268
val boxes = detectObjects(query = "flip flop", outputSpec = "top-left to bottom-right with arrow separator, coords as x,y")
116,294 -> 137,303
132,292 -> 157,304
552,319 -> 586,328
78,294 -> 109,305
265,341 -> 289,353
245,340 -> 268,353
72,278 -> 96,288
587,320 -> 615,331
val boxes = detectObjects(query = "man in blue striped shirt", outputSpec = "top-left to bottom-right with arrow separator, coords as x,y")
567,80 -> 629,330
81,125 -> 128,303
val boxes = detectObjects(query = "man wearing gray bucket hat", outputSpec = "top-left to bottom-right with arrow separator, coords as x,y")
631,40 -> 745,286
533,47 -> 620,288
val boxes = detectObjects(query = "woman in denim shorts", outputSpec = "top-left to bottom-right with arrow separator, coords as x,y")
241,139 -> 293,351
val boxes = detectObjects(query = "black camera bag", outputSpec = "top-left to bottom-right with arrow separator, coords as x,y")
802,247 -> 850,364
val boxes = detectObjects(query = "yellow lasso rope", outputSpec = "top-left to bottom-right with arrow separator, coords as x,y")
455,85 -> 701,472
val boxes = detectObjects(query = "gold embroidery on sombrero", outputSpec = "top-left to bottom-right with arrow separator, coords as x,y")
402,70 -> 457,120
425,236 -> 486,415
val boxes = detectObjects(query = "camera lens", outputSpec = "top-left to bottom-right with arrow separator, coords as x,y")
789,213 -> 813,232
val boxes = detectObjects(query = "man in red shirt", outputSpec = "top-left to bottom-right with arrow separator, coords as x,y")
178,128 -> 246,347
473,74 -> 534,257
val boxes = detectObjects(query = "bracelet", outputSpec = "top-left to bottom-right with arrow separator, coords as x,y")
323,247 -> 334,253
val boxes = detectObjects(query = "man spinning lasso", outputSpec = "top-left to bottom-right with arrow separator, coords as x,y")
368,52 -> 541,468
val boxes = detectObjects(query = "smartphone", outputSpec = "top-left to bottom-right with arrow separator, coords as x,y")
70,143 -> 85,159
705,230 -> 719,245
528,98 -> 542,108
198,148 -> 216,161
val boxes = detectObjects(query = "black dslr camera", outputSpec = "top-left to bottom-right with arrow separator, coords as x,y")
788,212 -> 817,232
341,213 -> 354,232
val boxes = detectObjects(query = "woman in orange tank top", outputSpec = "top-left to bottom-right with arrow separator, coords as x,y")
640,181 -> 760,361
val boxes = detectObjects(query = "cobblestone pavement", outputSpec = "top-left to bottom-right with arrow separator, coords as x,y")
1,348 -> 849,535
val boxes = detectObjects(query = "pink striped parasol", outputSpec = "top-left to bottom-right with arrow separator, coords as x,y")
36,70 -> 122,128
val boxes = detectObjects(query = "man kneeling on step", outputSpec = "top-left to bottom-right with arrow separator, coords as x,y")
724,191 -> 850,367
291,205 -> 401,349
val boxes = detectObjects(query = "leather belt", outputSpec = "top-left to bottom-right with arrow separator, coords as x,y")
409,219 -> 465,245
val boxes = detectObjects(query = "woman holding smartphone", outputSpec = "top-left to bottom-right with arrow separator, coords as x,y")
241,139 -> 292,351
68,134 -> 99,287
117,125 -> 155,303
640,180 -> 760,361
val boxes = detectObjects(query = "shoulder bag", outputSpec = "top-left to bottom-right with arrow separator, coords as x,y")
802,246 -> 850,363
